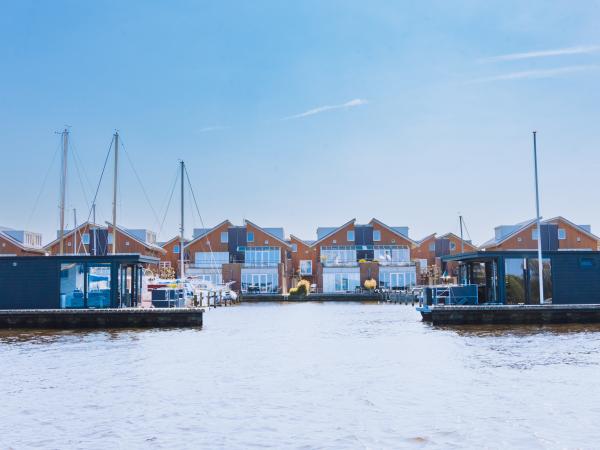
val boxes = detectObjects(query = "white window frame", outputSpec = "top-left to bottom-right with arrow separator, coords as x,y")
347,230 -> 355,242
82,233 -> 90,245
558,228 -> 567,240
247,231 -> 254,243
373,230 -> 381,242
220,231 -> 228,243
450,242 -> 456,251
292,243 -> 297,252
173,244 -> 180,254
532,228 -> 539,240
300,260 -> 312,275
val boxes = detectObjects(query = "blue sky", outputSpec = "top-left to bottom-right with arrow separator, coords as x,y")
1,0 -> 600,244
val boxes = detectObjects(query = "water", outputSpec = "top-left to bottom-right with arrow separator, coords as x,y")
2,302 -> 600,450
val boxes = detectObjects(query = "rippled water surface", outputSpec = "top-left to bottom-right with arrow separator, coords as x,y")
2,302 -> 600,449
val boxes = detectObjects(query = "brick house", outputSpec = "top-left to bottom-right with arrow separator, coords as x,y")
0,227 -> 45,256
413,232 -> 478,282
44,222 -> 107,255
297,218 -> 417,293
479,217 -> 600,251
184,219 -> 292,293
158,236 -> 190,277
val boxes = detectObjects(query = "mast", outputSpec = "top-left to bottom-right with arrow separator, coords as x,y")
533,131 -> 544,304
180,160 -> 185,279
459,214 -> 464,254
58,128 -> 69,255
112,131 -> 119,255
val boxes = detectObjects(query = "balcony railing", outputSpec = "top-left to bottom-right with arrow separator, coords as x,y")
243,261 -> 280,268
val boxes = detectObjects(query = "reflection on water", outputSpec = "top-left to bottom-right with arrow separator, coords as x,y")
1,302 -> 600,449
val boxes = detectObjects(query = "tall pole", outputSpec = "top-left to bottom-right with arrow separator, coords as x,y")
59,128 -> 69,255
112,131 -> 119,255
180,160 -> 185,280
533,131 -> 544,304
459,214 -> 464,254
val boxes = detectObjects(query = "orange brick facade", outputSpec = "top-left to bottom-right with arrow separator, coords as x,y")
485,219 -> 599,251
0,235 -> 44,256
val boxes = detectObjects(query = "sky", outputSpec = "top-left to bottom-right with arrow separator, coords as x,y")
1,0 -> 600,245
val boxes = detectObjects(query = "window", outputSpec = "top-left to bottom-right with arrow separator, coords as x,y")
320,247 -> 357,266
125,241 -> 130,246
373,230 -> 381,242
292,243 -> 298,252
82,233 -> 90,245
108,234 -> 113,245
173,244 -> 180,254
244,247 -> 280,267
88,263 -> 111,308
558,228 -> 566,240
247,231 -> 254,243
347,230 -> 355,242
220,232 -> 228,243
194,252 -> 229,267
159,261 -> 171,269
532,228 -> 539,240
300,260 -> 312,275
428,243 -> 435,252
450,242 -> 456,251
60,263 -> 85,308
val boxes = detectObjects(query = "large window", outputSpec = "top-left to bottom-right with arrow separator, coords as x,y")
558,228 -> 566,240
173,244 -> 180,254
347,230 -> 355,242
300,260 -> 312,275
241,272 -> 279,293
504,257 -> 552,304
88,263 -> 111,308
220,232 -> 228,243
373,230 -> 381,242
247,231 -> 255,243
60,263 -> 85,308
322,271 -> 360,293
194,252 -> 229,268
82,233 -> 90,245
505,258 -> 526,304
379,270 -> 416,290
244,247 -> 280,267
374,246 -> 409,264
321,247 -> 357,266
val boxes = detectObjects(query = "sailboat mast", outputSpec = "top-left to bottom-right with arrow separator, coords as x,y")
459,214 -> 464,254
180,160 -> 185,279
112,131 -> 119,255
73,208 -> 77,255
533,131 -> 544,304
59,128 -> 69,255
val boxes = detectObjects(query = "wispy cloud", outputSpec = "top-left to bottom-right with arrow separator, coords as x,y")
198,125 -> 227,133
481,45 -> 600,63
470,65 -> 598,83
282,98 -> 367,120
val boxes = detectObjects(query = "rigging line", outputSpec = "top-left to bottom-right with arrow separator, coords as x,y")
157,166 -> 180,233
26,138 -> 62,228
70,143 -> 91,213
157,169 -> 179,239
118,137 -> 162,232
84,136 -> 114,227
185,166 -> 220,278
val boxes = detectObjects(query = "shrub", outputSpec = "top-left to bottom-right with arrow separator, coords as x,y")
364,278 -> 377,290
289,279 -> 310,297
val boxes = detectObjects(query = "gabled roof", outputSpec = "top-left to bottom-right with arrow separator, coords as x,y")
543,216 -> 600,241
289,234 -> 315,248
0,230 -> 46,254
479,218 -> 538,249
416,233 -> 437,245
369,218 -> 417,247
44,221 -> 104,249
184,220 -> 232,249
438,232 -> 476,247
159,236 -> 190,248
106,222 -> 167,254
244,219 -> 291,248
312,218 -> 356,246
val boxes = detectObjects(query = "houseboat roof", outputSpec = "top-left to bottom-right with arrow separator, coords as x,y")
442,249 -> 600,262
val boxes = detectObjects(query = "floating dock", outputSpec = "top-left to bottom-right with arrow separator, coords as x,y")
418,304 -> 600,325
0,308 -> 204,329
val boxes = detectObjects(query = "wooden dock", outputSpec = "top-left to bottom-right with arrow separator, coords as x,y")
0,308 -> 204,329
419,304 -> 600,325
241,293 -> 381,302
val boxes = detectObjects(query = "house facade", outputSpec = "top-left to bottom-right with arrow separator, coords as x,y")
480,217 -> 600,252
0,227 -> 45,256
185,220 -> 292,293
294,218 -> 417,293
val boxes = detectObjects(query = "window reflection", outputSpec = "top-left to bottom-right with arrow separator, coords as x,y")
88,263 -> 111,308
60,263 -> 85,308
